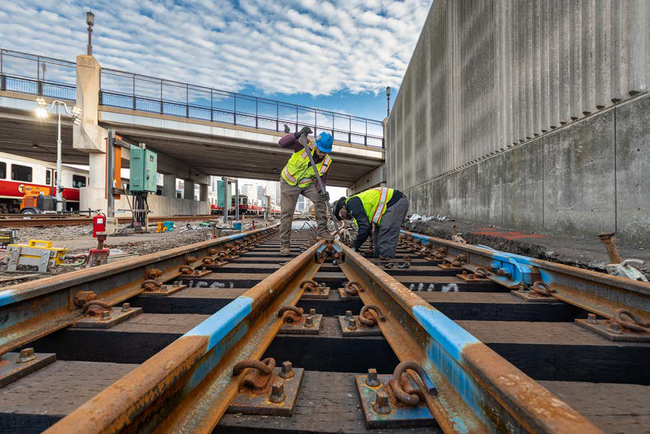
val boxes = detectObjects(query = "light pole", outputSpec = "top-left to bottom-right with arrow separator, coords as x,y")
35,97 -> 81,212
386,86 -> 391,118
86,11 -> 95,56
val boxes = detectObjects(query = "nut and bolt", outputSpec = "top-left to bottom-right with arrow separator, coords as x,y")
173,281 -> 179,286
587,313 -> 597,324
17,348 -> 36,364
372,391 -> 391,415
279,361 -> 294,379
345,310 -> 353,319
347,317 -> 358,330
121,303 -> 131,312
365,368 -> 381,387
304,315 -> 314,328
269,378 -> 287,403
607,322 -> 623,334
161,285 -> 169,292
309,308 -> 316,316
100,311 -> 112,321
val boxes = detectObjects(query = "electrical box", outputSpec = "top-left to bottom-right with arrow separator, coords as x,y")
129,145 -> 158,193
217,180 -> 232,209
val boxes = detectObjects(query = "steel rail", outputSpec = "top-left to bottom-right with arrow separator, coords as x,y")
45,239 -> 325,433
0,224 -> 278,356
336,241 -> 602,434
402,230 -> 650,322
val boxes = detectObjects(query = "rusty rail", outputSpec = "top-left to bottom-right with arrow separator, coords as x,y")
336,241 -> 602,433
44,239 -> 324,433
402,230 -> 650,323
0,225 -> 278,356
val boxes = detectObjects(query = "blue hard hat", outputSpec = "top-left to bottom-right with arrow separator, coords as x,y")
315,132 -> 333,153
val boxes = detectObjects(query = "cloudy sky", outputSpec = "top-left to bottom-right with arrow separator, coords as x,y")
0,0 -> 432,120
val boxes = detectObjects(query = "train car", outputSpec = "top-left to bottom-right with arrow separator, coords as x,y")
0,152 -> 89,213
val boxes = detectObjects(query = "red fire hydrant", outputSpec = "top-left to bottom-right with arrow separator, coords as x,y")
93,213 -> 106,238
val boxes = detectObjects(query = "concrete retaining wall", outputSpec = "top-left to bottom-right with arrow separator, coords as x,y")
387,0 -> 649,242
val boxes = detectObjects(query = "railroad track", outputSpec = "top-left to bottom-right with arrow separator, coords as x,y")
0,226 -> 647,433
0,215 -> 223,228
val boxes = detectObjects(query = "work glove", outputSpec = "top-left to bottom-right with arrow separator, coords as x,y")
321,191 -> 330,201
295,126 -> 313,139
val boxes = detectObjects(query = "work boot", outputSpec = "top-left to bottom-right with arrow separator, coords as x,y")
280,246 -> 291,257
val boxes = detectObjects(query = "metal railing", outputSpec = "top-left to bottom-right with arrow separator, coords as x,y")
0,49 -> 77,101
99,69 -> 384,147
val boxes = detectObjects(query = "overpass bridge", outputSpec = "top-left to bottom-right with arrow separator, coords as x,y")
0,49 -> 385,214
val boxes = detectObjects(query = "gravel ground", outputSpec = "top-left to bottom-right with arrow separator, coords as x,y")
0,219 -> 270,287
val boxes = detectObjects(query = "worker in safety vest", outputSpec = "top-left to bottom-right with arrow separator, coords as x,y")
334,187 -> 409,260
278,126 -> 334,256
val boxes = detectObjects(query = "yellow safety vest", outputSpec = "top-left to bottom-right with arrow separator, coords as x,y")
281,140 -> 333,188
346,187 -> 394,226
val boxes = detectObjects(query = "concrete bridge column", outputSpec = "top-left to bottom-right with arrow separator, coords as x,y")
162,174 -> 176,197
75,54 -> 110,214
183,180 -> 195,200
199,184 -> 209,202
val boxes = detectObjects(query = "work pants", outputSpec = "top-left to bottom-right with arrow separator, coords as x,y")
371,196 -> 410,258
280,179 -> 329,247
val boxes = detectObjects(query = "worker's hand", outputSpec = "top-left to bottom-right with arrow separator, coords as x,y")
296,126 -> 312,138
321,191 -> 330,201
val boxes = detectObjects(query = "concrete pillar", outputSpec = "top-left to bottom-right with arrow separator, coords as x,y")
163,174 -> 176,197
74,55 -> 106,153
184,180 -> 195,200
199,184 -> 209,202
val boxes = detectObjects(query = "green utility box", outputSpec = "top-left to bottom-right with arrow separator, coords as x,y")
129,145 -> 158,193
217,180 -> 232,209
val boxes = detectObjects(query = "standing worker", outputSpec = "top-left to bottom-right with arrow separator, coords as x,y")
278,126 -> 334,256
334,187 -> 409,261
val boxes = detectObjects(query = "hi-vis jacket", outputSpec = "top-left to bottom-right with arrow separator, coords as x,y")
281,140 -> 332,188
346,187 -> 394,226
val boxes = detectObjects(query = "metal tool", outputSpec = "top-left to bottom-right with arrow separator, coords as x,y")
284,124 -> 341,240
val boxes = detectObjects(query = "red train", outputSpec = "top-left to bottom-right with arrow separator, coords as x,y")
209,194 -> 280,216
0,153 -> 88,213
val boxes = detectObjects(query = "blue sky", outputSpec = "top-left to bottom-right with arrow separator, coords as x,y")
0,0 -> 432,121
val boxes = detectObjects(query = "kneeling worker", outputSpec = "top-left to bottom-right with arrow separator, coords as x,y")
278,126 -> 334,256
334,187 -> 409,260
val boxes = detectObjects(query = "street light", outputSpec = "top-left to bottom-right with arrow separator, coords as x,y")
34,97 -> 82,212
386,86 -> 391,118
86,11 -> 95,56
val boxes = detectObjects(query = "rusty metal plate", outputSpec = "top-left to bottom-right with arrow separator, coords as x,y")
456,272 -> 489,282
575,319 -> 650,342
138,284 -> 188,297
301,287 -> 330,299
437,263 -> 464,270
227,367 -> 304,416
355,373 -> 434,429
337,288 -> 359,299
0,351 -> 56,388
279,314 -> 322,335
338,316 -> 382,336
72,306 -> 142,329
510,289 -> 557,302
184,269 -> 212,277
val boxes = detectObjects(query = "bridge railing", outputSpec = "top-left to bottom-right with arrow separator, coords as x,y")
99,69 -> 384,147
0,49 -> 76,101
0,49 -> 384,148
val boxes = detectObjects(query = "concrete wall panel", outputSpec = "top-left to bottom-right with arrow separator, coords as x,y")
475,154 -> 504,227
543,110 -> 615,236
502,140 -> 544,230
615,96 -> 650,243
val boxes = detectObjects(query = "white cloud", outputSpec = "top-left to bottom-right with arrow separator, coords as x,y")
0,0 -> 432,100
